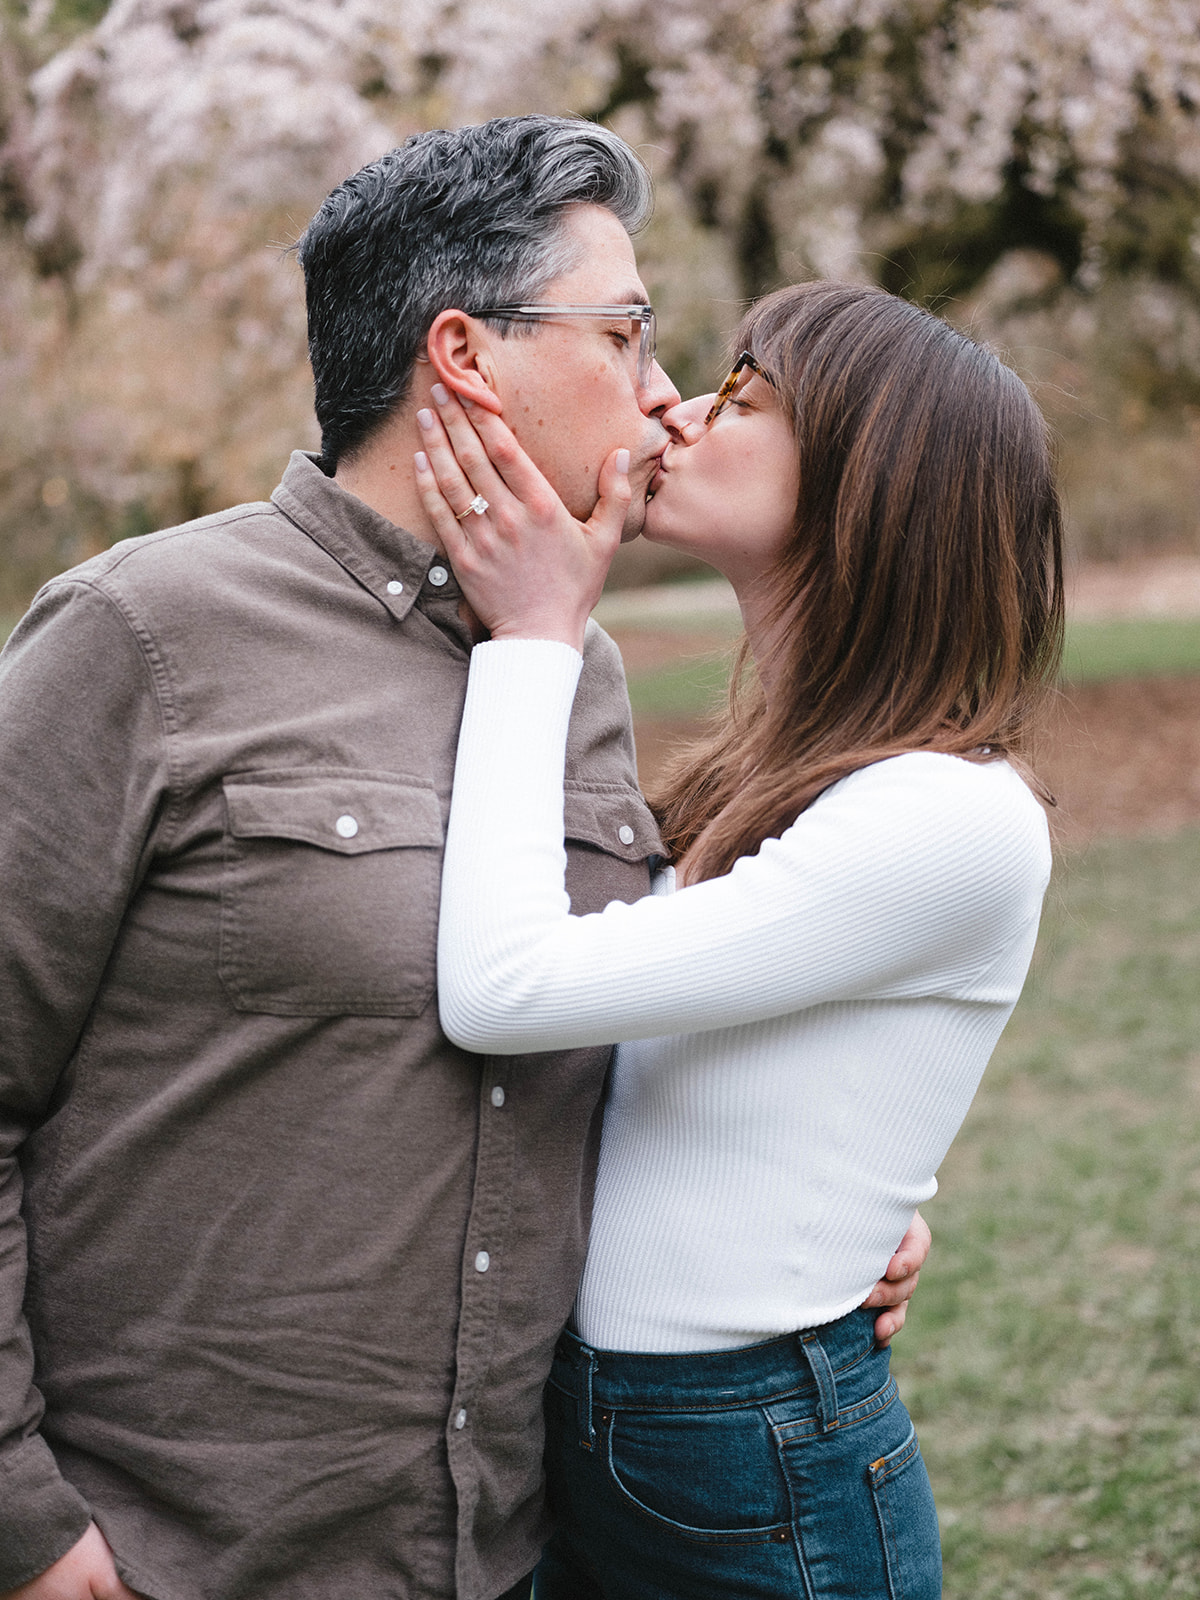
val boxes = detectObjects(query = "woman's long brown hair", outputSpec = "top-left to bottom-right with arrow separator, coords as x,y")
652,281 -> 1065,883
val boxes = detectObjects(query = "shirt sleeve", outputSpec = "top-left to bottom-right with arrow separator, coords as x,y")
437,639 -> 1051,1056
0,579 -> 172,1586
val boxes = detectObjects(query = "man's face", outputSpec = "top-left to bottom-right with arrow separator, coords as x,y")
485,205 -> 680,539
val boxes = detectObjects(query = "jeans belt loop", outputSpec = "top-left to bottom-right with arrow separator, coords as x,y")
577,1347 -> 598,1451
798,1331 -> 839,1432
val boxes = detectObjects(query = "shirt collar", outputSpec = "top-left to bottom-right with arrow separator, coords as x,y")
270,451 -> 463,623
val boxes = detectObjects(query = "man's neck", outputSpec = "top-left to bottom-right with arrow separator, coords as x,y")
332,407 -> 491,641
333,408 -> 445,554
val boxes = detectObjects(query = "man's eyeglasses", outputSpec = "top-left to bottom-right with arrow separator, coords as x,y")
469,303 -> 658,389
704,350 -> 774,428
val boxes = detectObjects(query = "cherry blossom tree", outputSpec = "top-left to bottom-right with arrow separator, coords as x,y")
2,0 -> 1198,602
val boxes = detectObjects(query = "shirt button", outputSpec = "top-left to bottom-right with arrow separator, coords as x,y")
335,814 -> 359,838
453,1408 -> 467,1430
490,1086 -> 506,1108
386,579 -> 404,595
474,1250 -> 490,1273
617,824 -> 635,845
428,565 -> 449,587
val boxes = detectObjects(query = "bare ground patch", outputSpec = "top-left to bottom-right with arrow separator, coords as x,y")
625,665 -> 1200,843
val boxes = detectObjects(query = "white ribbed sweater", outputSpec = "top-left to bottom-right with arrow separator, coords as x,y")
438,637 -> 1051,1352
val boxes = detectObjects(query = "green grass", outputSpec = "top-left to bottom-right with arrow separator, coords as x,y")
1064,618 -> 1200,684
625,649 -> 735,718
892,829 -> 1200,1598
622,616 -> 1200,720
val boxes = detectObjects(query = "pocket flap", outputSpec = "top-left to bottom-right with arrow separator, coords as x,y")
223,770 -> 443,855
563,783 -> 664,861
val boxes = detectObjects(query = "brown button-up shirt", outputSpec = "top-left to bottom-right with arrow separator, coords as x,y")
0,453 -> 661,1600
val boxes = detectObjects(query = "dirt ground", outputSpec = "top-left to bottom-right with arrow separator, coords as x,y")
1037,675 -> 1200,843
617,649 -> 1200,847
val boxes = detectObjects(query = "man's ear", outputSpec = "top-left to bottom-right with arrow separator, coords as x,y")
425,310 -> 504,415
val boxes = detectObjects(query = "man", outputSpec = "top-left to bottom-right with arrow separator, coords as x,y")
0,116 -> 926,1600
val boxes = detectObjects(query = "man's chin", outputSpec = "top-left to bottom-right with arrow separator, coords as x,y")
619,481 -> 656,542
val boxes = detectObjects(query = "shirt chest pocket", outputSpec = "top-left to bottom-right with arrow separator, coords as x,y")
218,769 -> 443,1017
562,783 -> 665,915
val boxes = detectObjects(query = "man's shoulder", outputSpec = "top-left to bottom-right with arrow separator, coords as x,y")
59,499 -> 281,588
574,617 -> 633,721
580,615 -> 626,678
35,495 -> 307,640
564,618 -> 638,787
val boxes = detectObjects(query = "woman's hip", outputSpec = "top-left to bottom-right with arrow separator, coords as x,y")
538,1307 -> 941,1599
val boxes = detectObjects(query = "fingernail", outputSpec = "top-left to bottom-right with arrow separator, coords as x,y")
616,449 -> 630,474
431,383 -> 449,405
417,409 -> 434,431
414,451 -> 429,472
460,394 -> 475,409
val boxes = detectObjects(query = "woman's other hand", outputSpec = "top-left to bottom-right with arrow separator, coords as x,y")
861,1209 -> 932,1347
414,384 -> 630,653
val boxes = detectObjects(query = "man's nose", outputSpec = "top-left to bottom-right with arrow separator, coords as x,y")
640,359 -> 681,418
661,393 -> 714,444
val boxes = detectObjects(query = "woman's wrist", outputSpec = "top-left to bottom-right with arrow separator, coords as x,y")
487,616 -> 589,652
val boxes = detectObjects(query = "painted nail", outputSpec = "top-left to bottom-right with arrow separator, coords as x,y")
415,451 -> 429,472
459,394 -> 474,409
417,409 -> 434,430
431,383 -> 449,405
616,449 -> 630,474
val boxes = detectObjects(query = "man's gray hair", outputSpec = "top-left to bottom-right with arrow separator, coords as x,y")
296,116 -> 653,468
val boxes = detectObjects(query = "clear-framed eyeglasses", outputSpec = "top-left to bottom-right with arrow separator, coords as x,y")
704,350 -> 774,428
469,303 -> 658,389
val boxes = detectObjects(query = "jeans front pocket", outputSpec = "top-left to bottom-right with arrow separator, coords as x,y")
219,768 -> 443,1016
603,1402 -> 792,1541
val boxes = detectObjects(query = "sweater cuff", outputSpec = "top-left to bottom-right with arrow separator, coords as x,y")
468,637 -> 582,696
0,1433 -> 93,1590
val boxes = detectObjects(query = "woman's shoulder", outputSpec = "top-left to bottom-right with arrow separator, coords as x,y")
836,747 -> 1048,824
804,750 -> 1052,886
845,748 -> 1045,805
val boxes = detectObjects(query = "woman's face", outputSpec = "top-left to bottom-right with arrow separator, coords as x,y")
643,367 -> 799,589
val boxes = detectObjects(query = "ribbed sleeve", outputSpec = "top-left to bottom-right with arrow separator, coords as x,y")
438,640 -> 1051,1054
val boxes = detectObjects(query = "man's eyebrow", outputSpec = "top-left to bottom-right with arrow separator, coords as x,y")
613,288 -> 652,306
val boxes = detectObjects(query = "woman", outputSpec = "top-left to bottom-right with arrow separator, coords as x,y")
415,282 -> 1063,1599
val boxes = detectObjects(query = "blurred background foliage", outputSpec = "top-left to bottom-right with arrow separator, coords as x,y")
2,0 -> 1200,605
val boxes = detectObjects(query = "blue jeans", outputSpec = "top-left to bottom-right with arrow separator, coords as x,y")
535,1308 -> 941,1599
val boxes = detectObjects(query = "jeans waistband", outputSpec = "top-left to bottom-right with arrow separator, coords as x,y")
550,1307 -> 878,1429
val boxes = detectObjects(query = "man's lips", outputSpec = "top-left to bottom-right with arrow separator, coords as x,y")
645,460 -> 666,502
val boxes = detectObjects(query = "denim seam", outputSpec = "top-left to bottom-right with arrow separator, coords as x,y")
868,1423 -> 922,1600
547,1375 -> 821,1415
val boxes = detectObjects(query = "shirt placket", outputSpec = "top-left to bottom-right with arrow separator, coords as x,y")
446,1062 -> 519,1492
